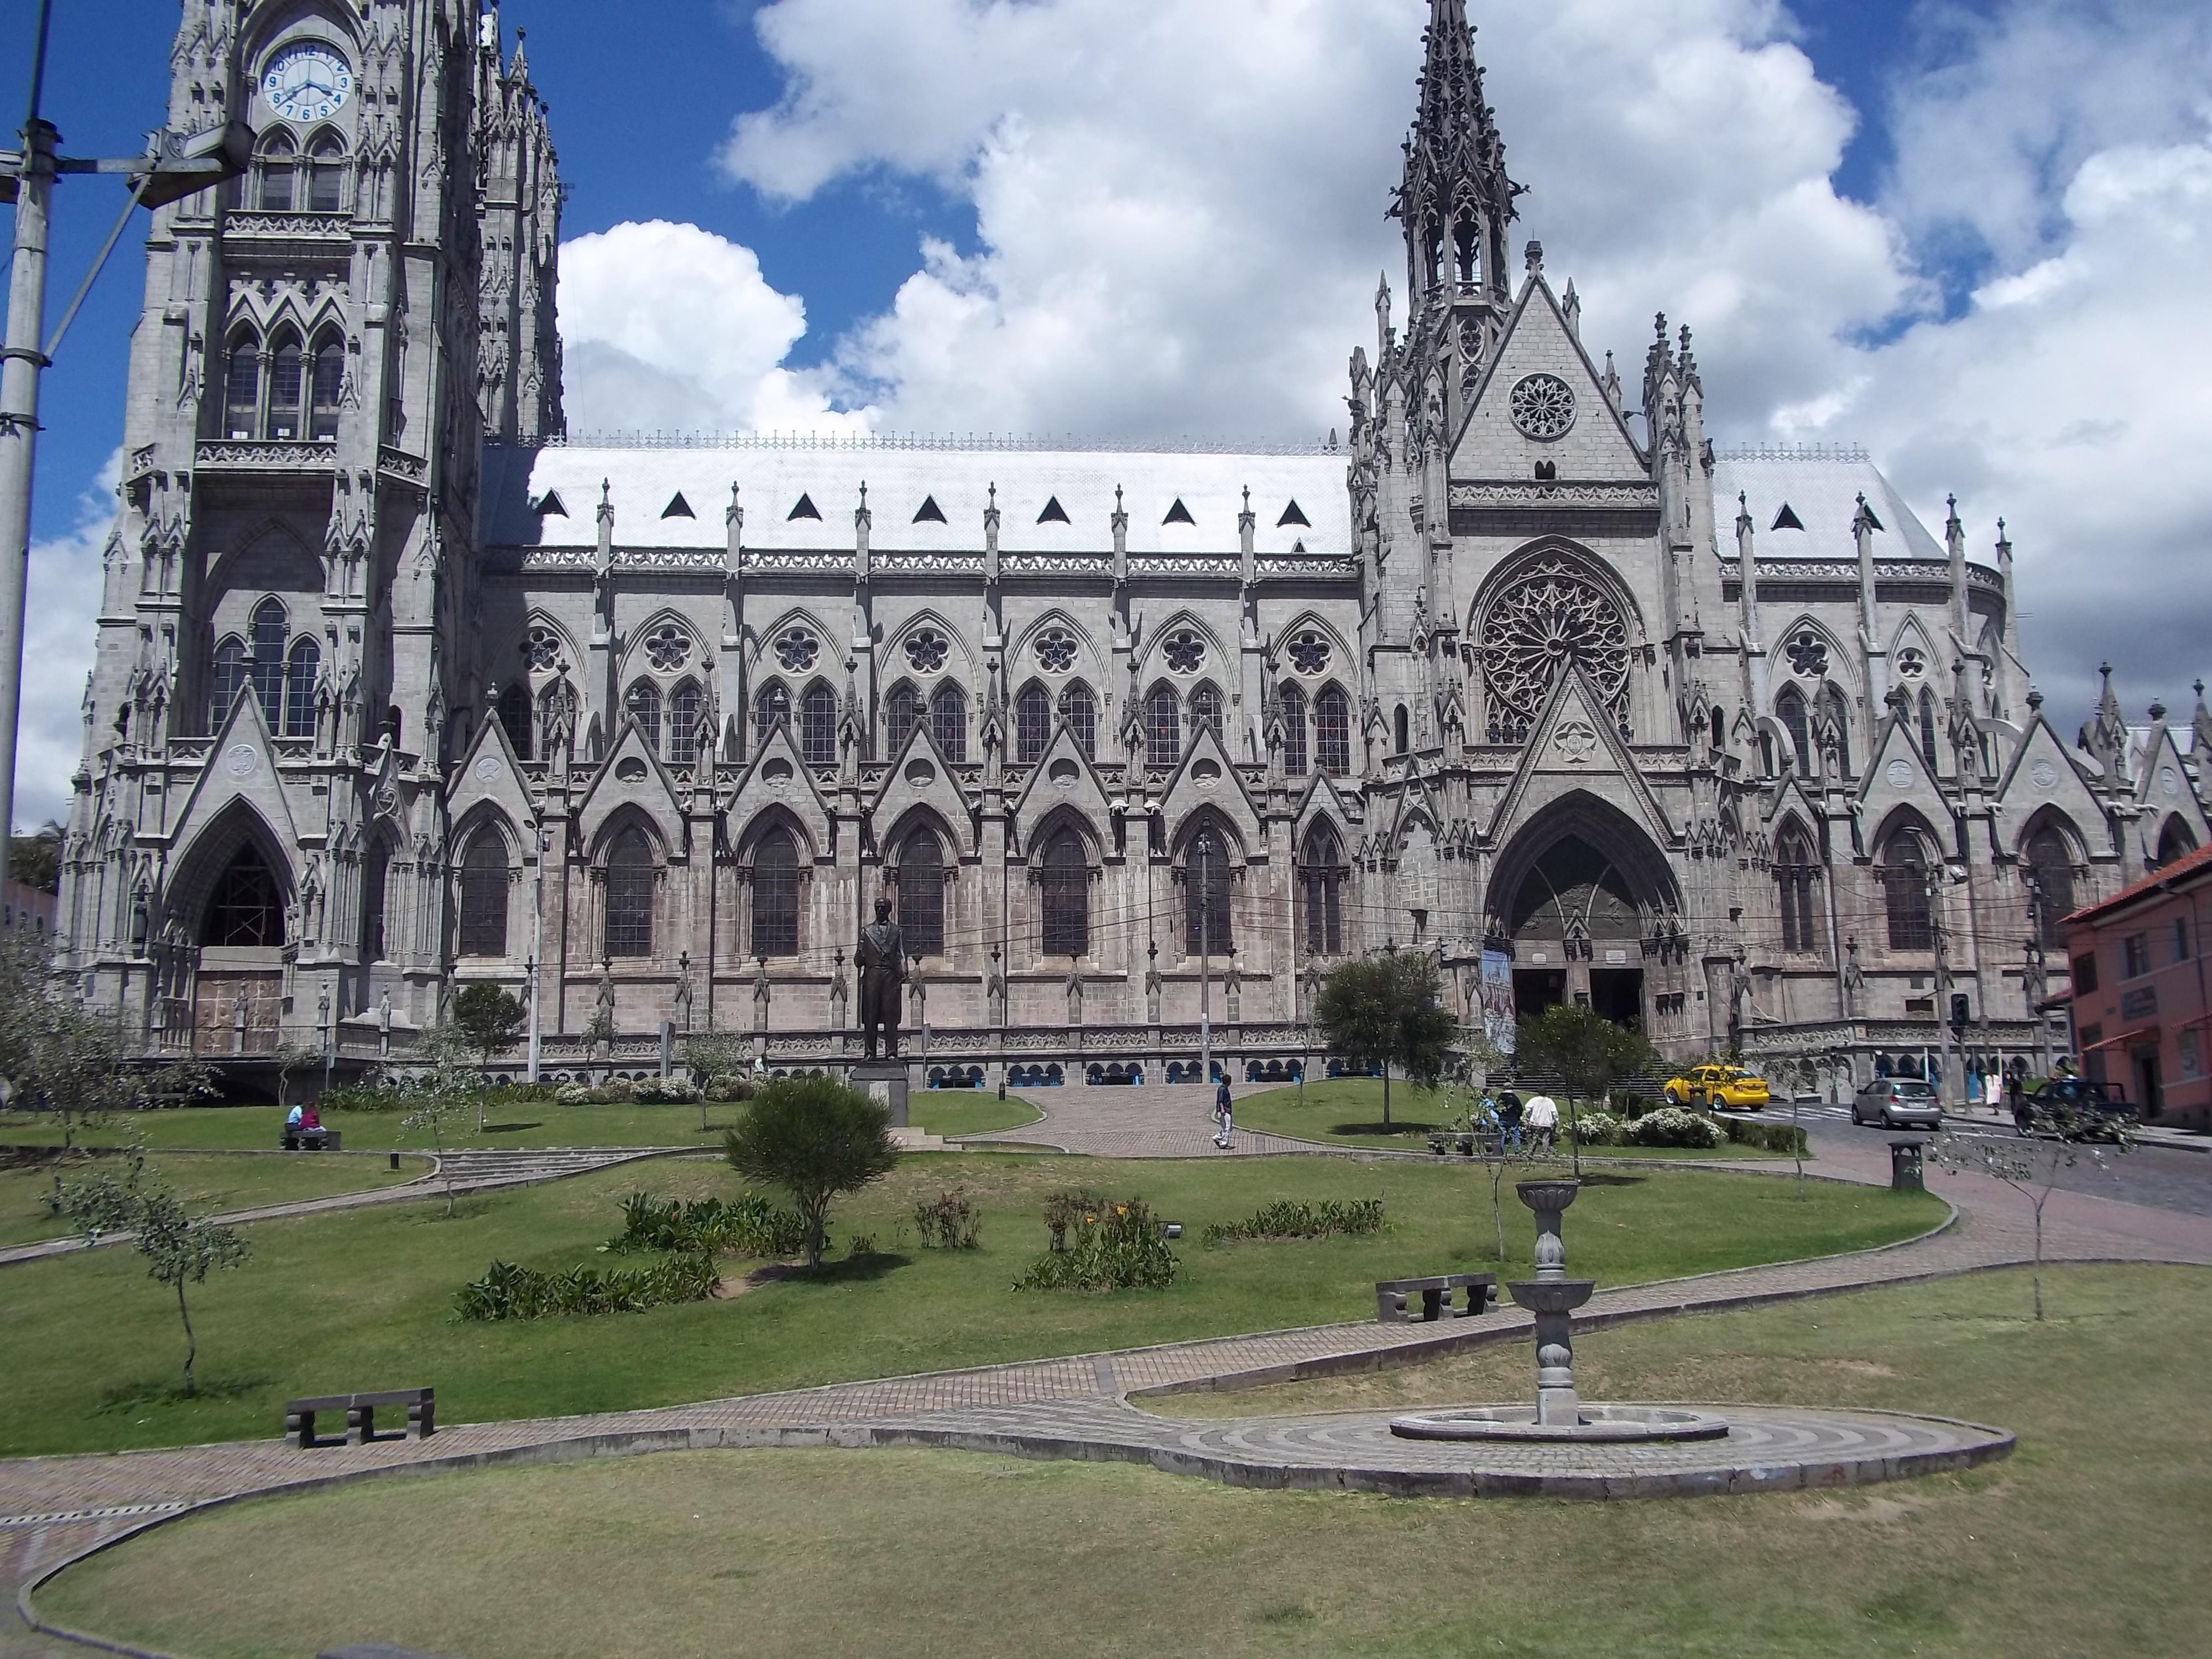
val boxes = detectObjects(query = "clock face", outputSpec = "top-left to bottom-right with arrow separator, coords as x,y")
263,42 -> 352,123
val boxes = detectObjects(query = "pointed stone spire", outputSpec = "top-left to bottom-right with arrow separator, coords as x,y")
1561,276 -> 1580,340
2193,679 -> 2212,757
1395,0 -> 1517,311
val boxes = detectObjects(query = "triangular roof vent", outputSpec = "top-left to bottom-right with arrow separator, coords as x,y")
661,492 -> 695,520
535,490 -> 567,517
1162,498 -> 1196,526
1291,539 -> 1306,554
1770,503 -> 1805,532
912,495 -> 947,524
1277,499 -> 1312,528
1036,495 -> 1071,525
787,493 -> 822,521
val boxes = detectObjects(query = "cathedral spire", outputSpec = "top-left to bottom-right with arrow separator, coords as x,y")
1392,0 -> 1517,312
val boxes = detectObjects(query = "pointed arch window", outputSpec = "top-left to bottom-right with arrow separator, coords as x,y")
1145,685 -> 1181,769
2025,827 -> 2076,948
459,830 -> 512,957
624,681 -> 662,755
931,682 -> 967,760
1394,703 -> 1411,755
497,684 -> 533,760
1777,685 -> 1812,775
210,635 -> 248,730
1191,682 -> 1224,743
203,843 -> 283,947
267,333 -> 305,439
1016,682 -> 1052,764
1041,830 -> 1088,958
666,681 -> 703,768
1316,685 -> 1351,776
223,331 -> 261,439
1063,682 -> 1097,759
1184,827 -> 1233,956
751,828 -> 800,959
2157,817 -> 2199,868
255,131 -> 297,212
359,838 -> 390,965
1776,823 -> 1821,954
1882,832 -> 1933,952
604,828 -> 655,958
249,599 -> 287,728
309,336 -> 343,440
886,682 -> 923,749
283,635 -> 320,737
800,682 -> 837,765
1302,821 -> 1344,955
896,826 -> 945,957
753,682 -> 790,747
1918,688 -> 1940,766
1279,683 -> 1308,776
306,133 -> 347,213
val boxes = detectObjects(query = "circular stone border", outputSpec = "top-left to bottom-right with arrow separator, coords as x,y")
1390,1404 -> 1733,1443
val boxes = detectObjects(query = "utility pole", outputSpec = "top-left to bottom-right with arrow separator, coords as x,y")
0,6 -> 249,884
526,828 -> 549,1082
1928,864 -> 1955,1108
2023,874 -> 2053,1078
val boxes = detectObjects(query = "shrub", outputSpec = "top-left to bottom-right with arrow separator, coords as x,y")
453,1253 -> 719,1321
586,1082 -> 632,1105
723,1075 -> 901,1270
1570,1109 -> 1627,1146
606,1190 -> 805,1258
317,1081 -> 417,1114
632,1077 -> 701,1105
1016,1196 -> 1178,1291
705,1073 -> 754,1103
1627,1106 -> 1725,1149
912,1187 -> 982,1249
1203,1197 -> 1384,1245
1723,1117 -> 1808,1156
1040,1190 -> 1111,1253
554,1082 -> 593,1105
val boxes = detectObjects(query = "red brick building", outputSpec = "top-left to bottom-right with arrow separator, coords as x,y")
2060,842 -> 2212,1128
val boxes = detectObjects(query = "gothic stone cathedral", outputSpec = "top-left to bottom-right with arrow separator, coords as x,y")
58,1 -> 2212,1103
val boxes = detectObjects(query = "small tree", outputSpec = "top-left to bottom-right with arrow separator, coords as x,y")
273,1042 -> 325,1112
403,1030 -> 482,1214
1931,1102 -> 2130,1321
450,983 -> 528,1128
1511,1004 -> 1658,1177
1312,952 -> 1459,1129
680,1030 -> 751,1131
724,1073 -> 899,1269
58,1171 -> 251,1397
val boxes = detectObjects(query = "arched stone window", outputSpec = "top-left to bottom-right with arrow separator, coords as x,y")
203,844 -> 283,947
267,332 -> 305,439
800,682 -> 837,765
249,599 -> 288,728
886,682 -> 923,748
1191,681 -> 1224,743
1394,703 -> 1410,755
255,130 -> 296,211
751,828 -> 800,958
1183,826 -> 1233,956
753,682 -> 790,745
1062,682 -> 1097,759
223,330 -> 261,439
666,681 -> 702,768
359,838 -> 390,964
1016,682 -> 1052,764
2025,826 -> 2075,948
896,826 -> 945,957
309,335 -> 343,440
458,831 -> 511,957
1041,830 -> 1088,958
604,828 -> 655,958
1302,821 -> 1344,955
210,635 -> 248,729
1145,685 -> 1180,768
1279,683 -> 1308,776
624,681 -> 661,754
1777,685 -> 1811,775
1882,831 -> 1933,952
1918,688 -> 1940,766
1316,685 -> 1351,776
931,681 -> 967,760
497,684 -> 533,759
1776,822 -> 1821,953
2157,816 -> 2199,867
283,635 -> 319,737
305,132 -> 346,213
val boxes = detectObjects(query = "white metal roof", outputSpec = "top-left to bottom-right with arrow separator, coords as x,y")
1712,447 -> 1948,564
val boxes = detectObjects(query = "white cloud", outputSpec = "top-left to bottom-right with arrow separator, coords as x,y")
15,451 -> 118,830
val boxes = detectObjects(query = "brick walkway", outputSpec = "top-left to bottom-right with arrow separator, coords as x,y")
963,1081 -> 1326,1157
8,1118 -> 2211,1656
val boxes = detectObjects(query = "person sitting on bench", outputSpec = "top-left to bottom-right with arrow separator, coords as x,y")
285,1102 -> 304,1133
299,1104 -> 326,1147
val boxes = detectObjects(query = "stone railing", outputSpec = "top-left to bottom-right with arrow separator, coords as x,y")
196,440 -> 337,473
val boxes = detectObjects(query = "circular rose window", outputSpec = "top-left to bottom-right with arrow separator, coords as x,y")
904,628 -> 950,673
1509,373 -> 1576,441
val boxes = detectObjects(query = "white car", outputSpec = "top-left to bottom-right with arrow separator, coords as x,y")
1850,1078 -> 1944,1130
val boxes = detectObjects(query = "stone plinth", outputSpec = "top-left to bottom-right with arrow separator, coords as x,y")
851,1060 -> 910,1128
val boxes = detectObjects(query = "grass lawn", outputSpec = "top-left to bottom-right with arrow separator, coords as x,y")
0,1154 -> 1938,1457
1235,1079 -> 1777,1157
0,1151 -> 430,1249
41,1265 -> 2210,1659
0,1101 -> 748,1155
906,1091 -> 1042,1138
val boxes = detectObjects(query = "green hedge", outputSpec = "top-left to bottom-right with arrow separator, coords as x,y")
453,1254 -> 719,1321
1203,1197 -> 1385,1245
1723,1118 -> 1808,1156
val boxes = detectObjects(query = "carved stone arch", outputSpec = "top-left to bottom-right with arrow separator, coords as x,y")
1273,611 -> 1353,680
620,605 -> 708,682
206,519 -> 324,601
1870,804 -> 1944,862
1008,608 -> 1104,682
516,609 -> 580,676
884,607 -> 976,681
734,801 -> 820,866
1889,614 -> 1939,682
240,0 -> 364,64
755,606 -> 836,675
1485,789 -> 1682,925
2155,813 -> 2200,865
1140,608 -> 1230,681
1772,614 -> 1853,688
162,799 -> 295,943
1470,540 -> 1642,736
588,803 -> 672,870
451,800 -> 521,863
1025,802 -> 1106,869
1171,804 -> 1247,865
880,804 -> 960,870
2015,804 -> 2091,868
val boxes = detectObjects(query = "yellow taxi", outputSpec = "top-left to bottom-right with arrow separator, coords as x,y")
1662,1064 -> 1770,1109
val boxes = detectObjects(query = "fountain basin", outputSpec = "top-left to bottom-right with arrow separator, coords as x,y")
1389,1405 -> 1733,1444
1516,1178 -> 1583,1213
1506,1277 -> 1595,1316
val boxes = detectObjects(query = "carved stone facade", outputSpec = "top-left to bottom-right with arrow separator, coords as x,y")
58,2 -> 2212,1099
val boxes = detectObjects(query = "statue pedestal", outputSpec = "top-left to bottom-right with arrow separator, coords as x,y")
850,1060 -> 910,1129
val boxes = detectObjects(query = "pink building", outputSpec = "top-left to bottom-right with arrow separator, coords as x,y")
2060,841 -> 2212,1128
2,881 -> 55,938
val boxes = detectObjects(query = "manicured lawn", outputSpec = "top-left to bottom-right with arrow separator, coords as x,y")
907,1091 -> 1042,1138
0,1154 -> 1938,1457
0,1101 -> 745,1154
42,1266 -> 2211,1659
0,1151 -> 430,1249
1235,1079 -> 1776,1157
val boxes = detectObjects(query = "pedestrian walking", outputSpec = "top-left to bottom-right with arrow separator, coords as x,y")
1213,1077 -> 1235,1149
1498,1092 -> 1524,1152
1524,1093 -> 1559,1156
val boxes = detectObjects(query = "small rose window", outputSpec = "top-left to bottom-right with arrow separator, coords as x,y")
644,623 -> 692,673
1785,631 -> 1829,677
1035,628 -> 1077,674
1163,629 -> 1206,675
1896,646 -> 1927,677
525,626 -> 560,672
904,628 -> 950,673
1287,629 -> 1331,675
774,627 -> 818,672
1509,373 -> 1577,440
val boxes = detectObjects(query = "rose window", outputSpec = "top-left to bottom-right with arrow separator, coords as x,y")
644,623 -> 692,672
1162,629 -> 1206,675
774,627 -> 818,672
524,627 -> 560,672
1786,631 -> 1829,677
1896,646 -> 1926,677
904,628 -> 950,673
1034,628 -> 1076,674
1509,373 -> 1577,440
1480,557 -> 1631,731
1287,630 -> 1331,675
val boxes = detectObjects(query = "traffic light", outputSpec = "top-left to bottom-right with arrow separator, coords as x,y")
1949,993 -> 1971,1033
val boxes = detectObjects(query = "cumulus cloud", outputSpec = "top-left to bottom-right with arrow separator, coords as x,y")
16,451 -> 119,830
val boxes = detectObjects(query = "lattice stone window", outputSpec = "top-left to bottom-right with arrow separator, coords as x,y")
1034,628 -> 1077,674
1509,373 -> 1577,440
1163,629 -> 1206,675
525,626 -> 560,672
644,623 -> 692,673
1287,630 -> 1331,675
1786,630 -> 1829,677
1480,556 -> 1630,734
774,627 -> 818,672
904,628 -> 950,674
1895,646 -> 1927,677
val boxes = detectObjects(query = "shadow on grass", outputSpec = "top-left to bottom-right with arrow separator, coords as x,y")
1327,1121 -> 1442,1137
479,1122 -> 545,1135
95,1373 -> 273,1415
1573,1172 -> 1648,1188
805,1251 -> 913,1284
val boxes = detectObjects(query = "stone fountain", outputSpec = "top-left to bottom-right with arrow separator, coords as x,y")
1390,1179 -> 1731,1444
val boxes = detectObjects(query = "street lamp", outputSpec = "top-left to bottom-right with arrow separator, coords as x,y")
526,827 -> 550,1083
0,4 -> 250,888
317,988 -> 332,1097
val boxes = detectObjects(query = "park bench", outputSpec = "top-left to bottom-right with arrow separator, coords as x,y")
285,1387 -> 434,1447
1375,1272 -> 1496,1324
278,1128 -> 343,1151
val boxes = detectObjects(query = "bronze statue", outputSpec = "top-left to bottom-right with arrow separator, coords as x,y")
856,896 -> 906,1061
